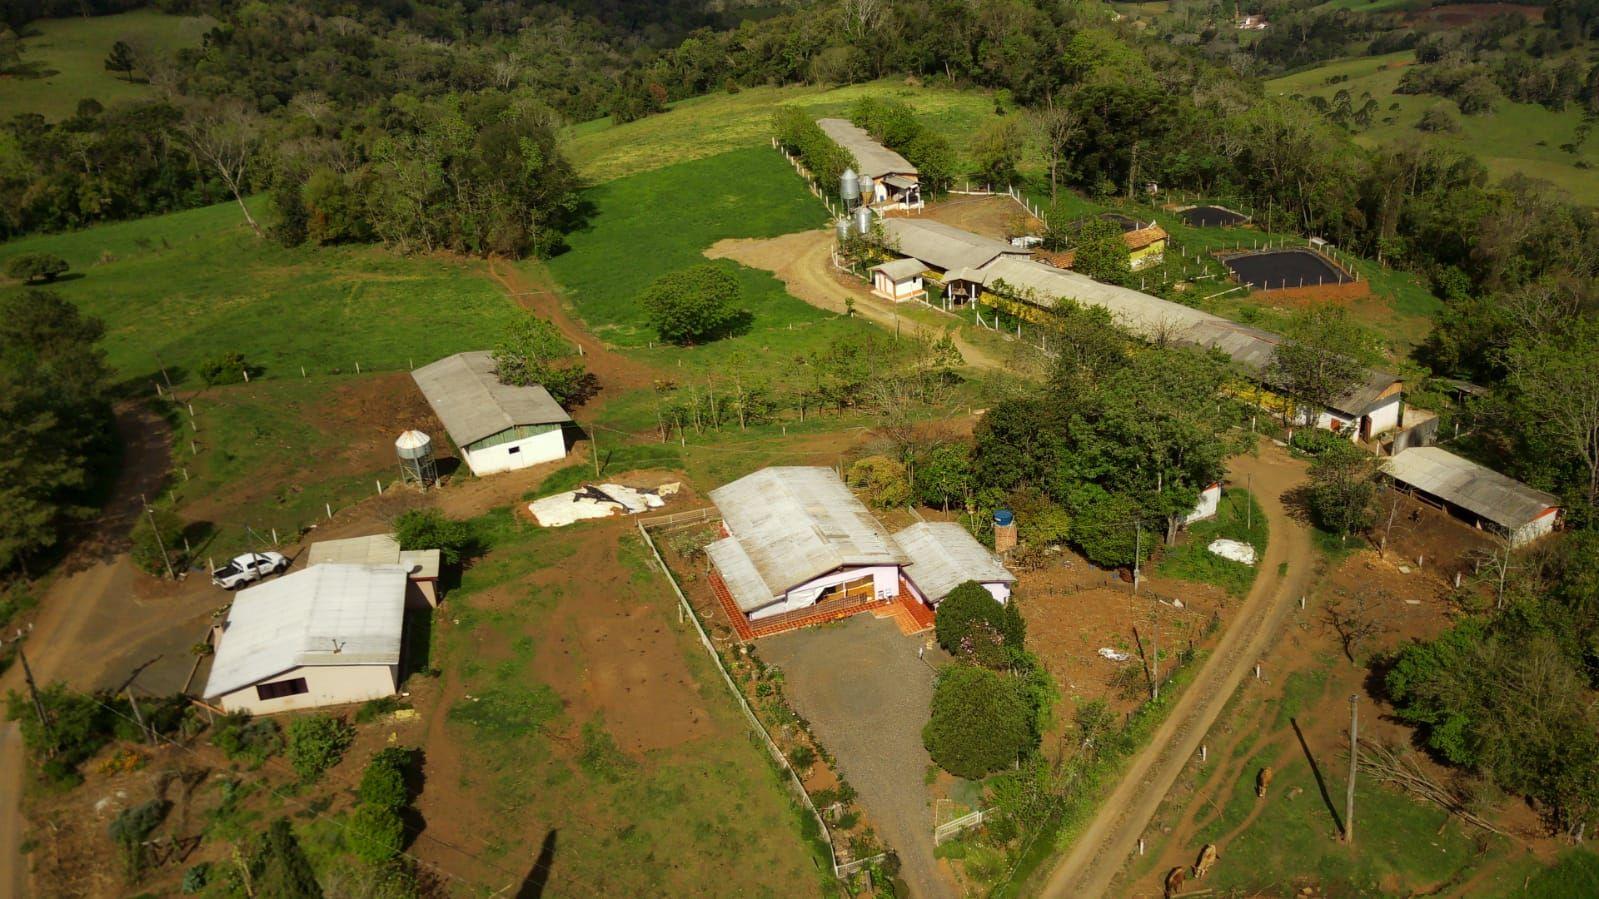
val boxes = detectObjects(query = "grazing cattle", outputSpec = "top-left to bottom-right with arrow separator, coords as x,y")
1164,866 -> 1187,898
1194,843 -> 1219,879
1256,765 -> 1274,798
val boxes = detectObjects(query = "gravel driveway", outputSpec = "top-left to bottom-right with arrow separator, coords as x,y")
760,614 -> 956,899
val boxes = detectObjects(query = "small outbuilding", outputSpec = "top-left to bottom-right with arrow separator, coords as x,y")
203,564 -> 407,715
870,257 -> 927,302
412,351 -> 572,477
306,534 -> 441,607
707,467 -> 909,622
1383,446 -> 1560,547
894,522 -> 1015,606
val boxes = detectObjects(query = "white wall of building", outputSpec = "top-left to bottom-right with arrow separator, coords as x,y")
1185,483 -> 1222,525
873,271 -> 923,301
901,575 -> 1010,607
216,664 -> 397,715
1510,508 -> 1560,548
1365,396 -> 1402,437
463,427 -> 566,476
747,564 -> 901,621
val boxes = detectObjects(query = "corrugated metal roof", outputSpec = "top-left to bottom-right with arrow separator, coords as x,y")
203,564 -> 408,698
895,522 -> 1014,603
709,467 -> 907,596
816,118 -> 917,179
871,257 -> 925,280
705,536 -> 775,612
881,219 -> 1027,272
412,351 -> 571,448
1384,447 -> 1558,531
307,534 -> 440,580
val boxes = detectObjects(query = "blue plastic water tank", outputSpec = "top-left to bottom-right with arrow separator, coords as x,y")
993,509 -> 1014,527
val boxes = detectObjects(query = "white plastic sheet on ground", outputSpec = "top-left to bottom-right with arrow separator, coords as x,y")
1097,647 -> 1131,663
1207,538 -> 1257,566
528,483 -> 670,527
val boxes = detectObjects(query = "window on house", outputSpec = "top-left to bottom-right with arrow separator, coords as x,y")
507,446 -> 521,454
256,677 -> 309,701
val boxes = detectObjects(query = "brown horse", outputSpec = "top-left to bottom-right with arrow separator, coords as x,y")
1164,865 -> 1187,898
1256,765 -> 1275,798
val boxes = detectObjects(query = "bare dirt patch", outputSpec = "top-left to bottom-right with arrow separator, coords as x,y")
914,194 -> 1039,241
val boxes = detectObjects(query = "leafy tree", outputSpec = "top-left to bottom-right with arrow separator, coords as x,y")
285,715 -> 354,782
104,40 -> 135,81
914,443 -> 972,511
1269,308 -> 1375,428
935,581 -> 1015,667
393,509 -> 477,566
248,818 -> 323,898
846,455 -> 911,508
357,748 -> 413,810
1069,487 -> 1152,569
641,265 -> 746,345
5,682 -> 117,784
492,313 -> 595,406
1306,441 -> 1379,540
970,118 -> 1025,187
129,506 -> 187,576
923,664 -> 1034,778
5,252 -> 68,284
1504,319 -> 1599,513
1070,217 -> 1130,285
346,803 -> 405,864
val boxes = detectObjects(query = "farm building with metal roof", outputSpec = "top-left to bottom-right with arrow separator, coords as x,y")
817,118 -> 922,208
203,564 -> 408,714
880,219 -> 1028,273
1383,447 -> 1560,547
895,522 -> 1015,605
307,533 -> 442,607
411,350 -> 571,476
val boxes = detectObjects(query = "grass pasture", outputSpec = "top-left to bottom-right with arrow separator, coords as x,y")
423,515 -> 828,894
0,11 -> 216,119
1268,50 -> 1599,198
0,199 -> 522,388
564,79 -> 1004,184
1156,489 -> 1268,597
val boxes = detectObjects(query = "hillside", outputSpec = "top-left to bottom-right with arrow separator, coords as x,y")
0,11 -> 215,119
1269,51 -> 1599,196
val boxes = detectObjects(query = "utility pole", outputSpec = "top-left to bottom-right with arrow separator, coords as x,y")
126,688 -> 153,745
1345,694 -> 1360,844
146,504 -> 176,580
591,429 -> 601,478
1151,605 -> 1161,701
1246,472 -> 1254,532
18,647 -> 53,749
1133,521 -> 1142,594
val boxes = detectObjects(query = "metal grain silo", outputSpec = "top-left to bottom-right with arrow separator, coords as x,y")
395,430 -> 438,487
840,167 -> 860,208
853,204 -> 873,236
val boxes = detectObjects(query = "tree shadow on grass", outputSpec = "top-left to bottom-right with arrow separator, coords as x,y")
515,829 -> 558,898
1291,716 -> 1345,837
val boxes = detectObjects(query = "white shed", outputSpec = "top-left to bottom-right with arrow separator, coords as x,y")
203,564 -> 408,715
412,351 -> 572,476
894,522 -> 1015,605
870,257 -> 927,302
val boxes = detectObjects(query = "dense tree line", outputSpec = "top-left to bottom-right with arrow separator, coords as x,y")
0,291 -> 113,578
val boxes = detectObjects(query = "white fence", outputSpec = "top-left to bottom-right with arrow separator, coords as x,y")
934,807 -> 994,845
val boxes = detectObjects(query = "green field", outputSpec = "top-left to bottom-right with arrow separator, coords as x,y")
1156,489 -> 1268,597
564,79 -> 1005,184
1269,51 -> 1599,198
0,11 -> 215,118
0,199 -> 521,388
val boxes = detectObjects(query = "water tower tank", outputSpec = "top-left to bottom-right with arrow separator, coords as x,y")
840,168 -> 861,206
853,205 -> 873,236
395,430 -> 438,487
835,216 -> 852,244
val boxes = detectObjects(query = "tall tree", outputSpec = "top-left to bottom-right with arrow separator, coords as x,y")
104,40 -> 135,82
1269,307 -> 1374,430
176,99 -> 263,236
1505,318 -> 1599,513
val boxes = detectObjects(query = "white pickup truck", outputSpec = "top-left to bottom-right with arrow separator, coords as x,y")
211,552 -> 289,589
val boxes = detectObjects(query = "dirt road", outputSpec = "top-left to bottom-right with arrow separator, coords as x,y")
1036,444 -> 1315,898
705,230 -> 1011,372
0,722 -> 24,899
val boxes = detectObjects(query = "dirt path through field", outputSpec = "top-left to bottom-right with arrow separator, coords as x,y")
484,258 -> 656,393
705,230 -> 1010,372
1038,442 -> 1316,898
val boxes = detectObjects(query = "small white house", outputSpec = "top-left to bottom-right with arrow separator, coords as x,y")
870,257 -> 926,302
412,351 -> 572,477
706,467 -> 909,622
894,522 -> 1015,606
203,564 -> 407,715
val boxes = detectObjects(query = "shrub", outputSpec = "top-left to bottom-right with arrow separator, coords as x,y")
285,715 -> 353,782
641,264 -> 747,345
6,683 -> 117,784
5,252 -> 69,284
1289,427 -> 1349,457
789,744 -> 817,770
210,712 -> 283,766
357,748 -> 412,810
109,799 -> 171,881
934,582 -> 1020,668
346,802 -> 405,863
354,696 -> 410,724
181,862 -> 210,893
923,665 -> 1034,779
129,507 -> 188,576
393,508 -> 477,566
847,455 -> 911,508
198,351 -> 252,386
247,818 -> 322,897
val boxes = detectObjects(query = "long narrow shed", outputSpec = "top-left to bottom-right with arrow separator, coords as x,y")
881,219 -> 1028,273
1383,446 -> 1560,547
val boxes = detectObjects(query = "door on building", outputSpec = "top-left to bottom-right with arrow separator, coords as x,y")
816,575 -> 875,605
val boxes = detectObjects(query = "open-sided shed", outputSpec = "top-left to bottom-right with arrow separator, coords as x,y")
1383,446 -> 1560,547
